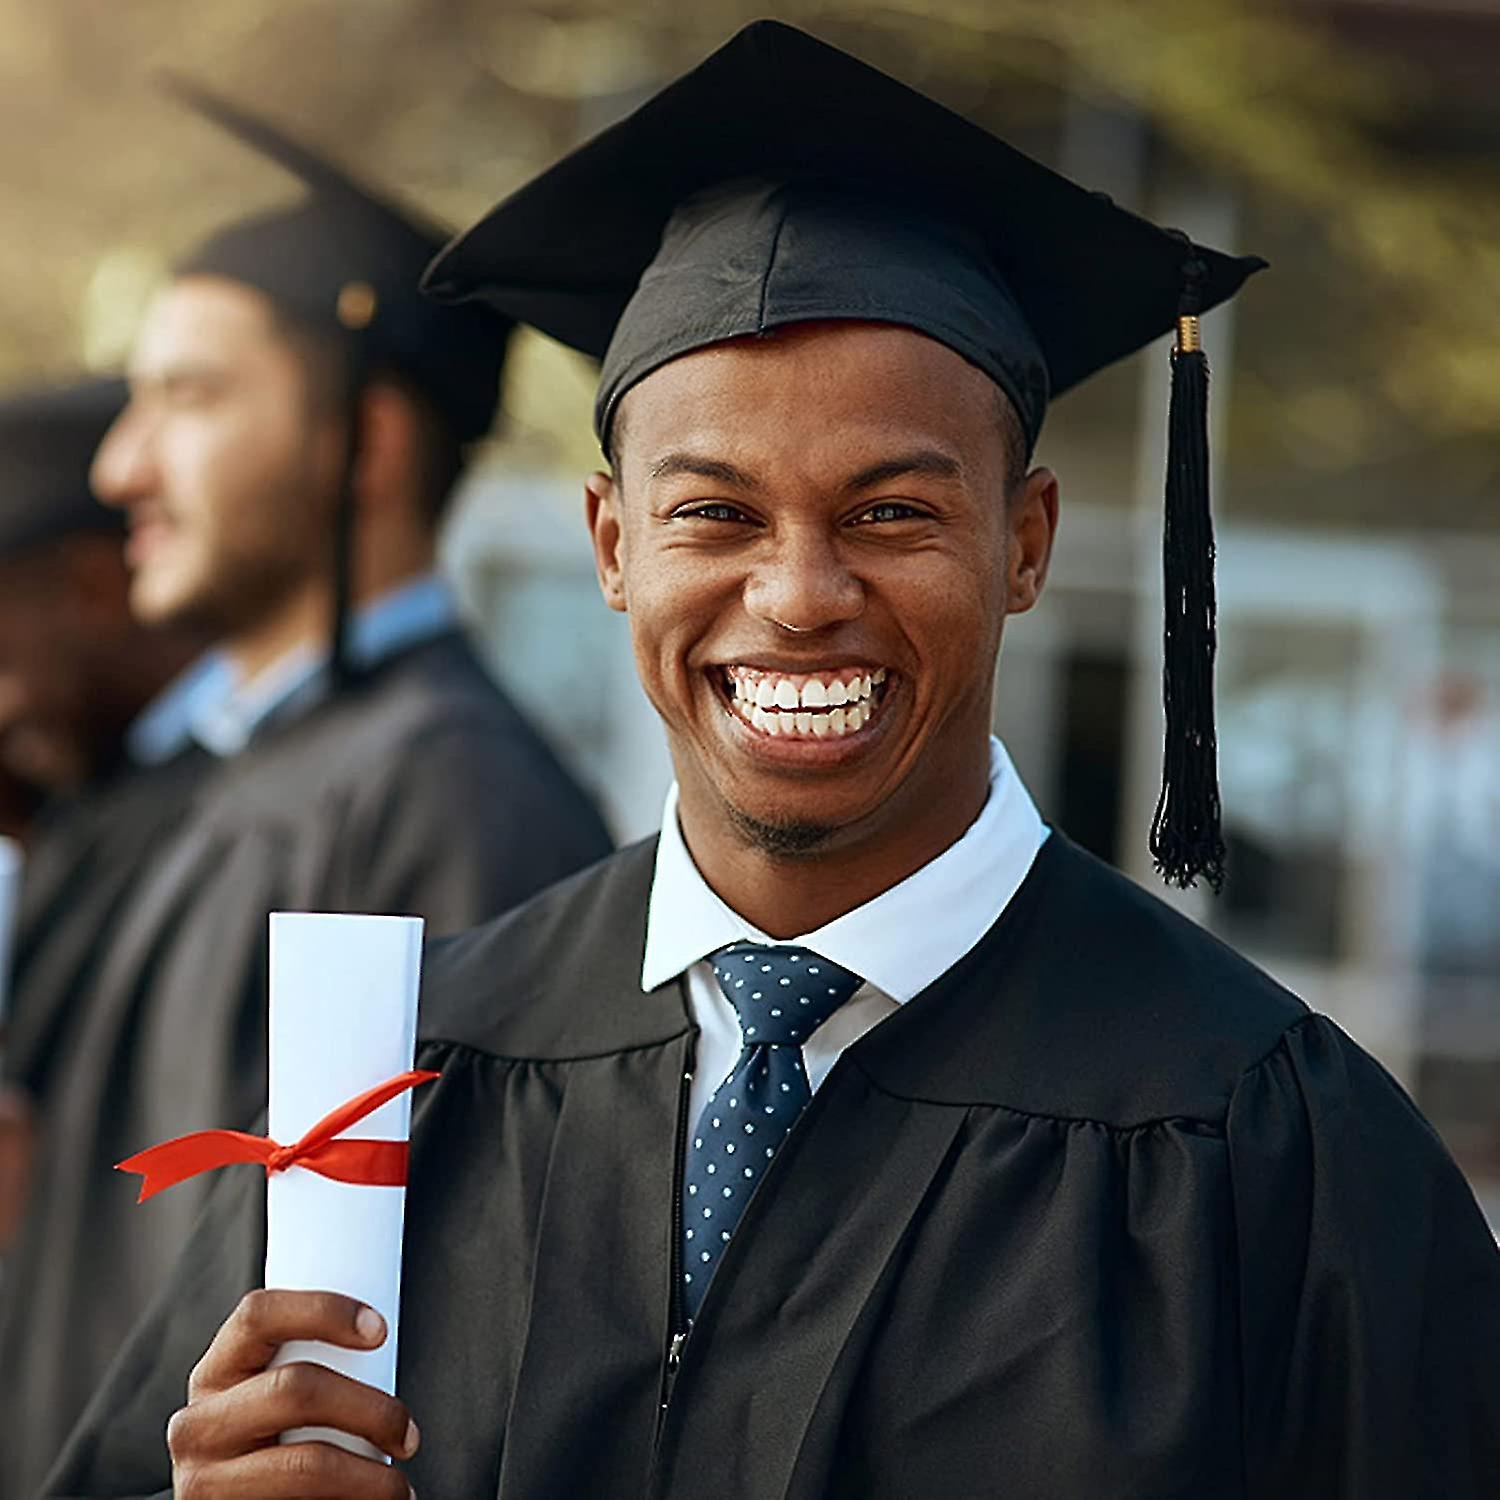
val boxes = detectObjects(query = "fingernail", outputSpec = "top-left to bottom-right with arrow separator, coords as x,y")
355,1305 -> 386,1344
403,1418 -> 421,1457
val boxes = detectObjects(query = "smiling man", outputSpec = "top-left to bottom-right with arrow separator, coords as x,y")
49,23 -> 1498,1500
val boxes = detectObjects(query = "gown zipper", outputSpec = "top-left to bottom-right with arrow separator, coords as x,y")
658,1045 -> 695,1427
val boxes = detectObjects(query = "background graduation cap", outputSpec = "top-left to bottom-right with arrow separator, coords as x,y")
0,377 -> 126,562
165,78 -> 514,684
425,19 -> 1267,891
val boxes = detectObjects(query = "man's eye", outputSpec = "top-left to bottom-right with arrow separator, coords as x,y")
853,501 -> 926,525
675,502 -> 752,523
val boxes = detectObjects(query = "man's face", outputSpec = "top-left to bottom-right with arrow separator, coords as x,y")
587,321 -> 1057,855
92,276 -> 342,635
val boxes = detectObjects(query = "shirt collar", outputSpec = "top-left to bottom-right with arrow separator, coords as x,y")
124,653 -> 233,767
190,572 -> 459,758
641,737 -> 1047,1000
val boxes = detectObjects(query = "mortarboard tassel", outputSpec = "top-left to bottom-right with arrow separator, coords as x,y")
329,282 -> 378,692
1150,246 -> 1227,892
329,471 -> 358,692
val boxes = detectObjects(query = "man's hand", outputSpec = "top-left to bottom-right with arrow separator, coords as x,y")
167,1289 -> 418,1497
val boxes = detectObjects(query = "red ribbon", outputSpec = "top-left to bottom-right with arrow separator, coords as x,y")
116,1069 -> 441,1204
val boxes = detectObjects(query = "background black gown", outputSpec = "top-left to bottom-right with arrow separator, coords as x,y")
2,744 -> 210,1109
47,834 -> 1500,1500
2,630 -> 611,1499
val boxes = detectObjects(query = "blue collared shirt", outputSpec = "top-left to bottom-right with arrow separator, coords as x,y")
127,573 -> 460,764
124,655 -> 233,767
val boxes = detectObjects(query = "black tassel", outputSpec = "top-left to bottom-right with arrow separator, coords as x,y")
330,283 -> 377,692
1150,247 -> 1226,893
329,472 -> 358,692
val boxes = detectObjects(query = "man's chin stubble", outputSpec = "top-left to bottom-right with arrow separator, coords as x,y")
725,804 -> 839,858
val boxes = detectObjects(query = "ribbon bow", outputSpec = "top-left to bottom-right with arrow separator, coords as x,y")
116,1069 -> 440,1204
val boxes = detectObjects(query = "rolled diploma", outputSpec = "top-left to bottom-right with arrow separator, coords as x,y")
0,837 -> 22,1022
264,911 -> 424,1461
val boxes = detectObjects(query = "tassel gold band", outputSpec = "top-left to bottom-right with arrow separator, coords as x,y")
1175,314 -> 1201,354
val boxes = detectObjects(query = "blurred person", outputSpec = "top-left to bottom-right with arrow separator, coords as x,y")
0,93 -> 610,1498
0,377 -> 208,1252
0,379 -> 198,822
51,26 -> 1497,1500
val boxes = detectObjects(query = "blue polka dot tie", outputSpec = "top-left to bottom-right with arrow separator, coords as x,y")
681,943 -> 864,1322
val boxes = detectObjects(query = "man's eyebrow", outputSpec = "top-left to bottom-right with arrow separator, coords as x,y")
644,451 -> 965,490
648,452 -> 761,488
842,451 -> 964,491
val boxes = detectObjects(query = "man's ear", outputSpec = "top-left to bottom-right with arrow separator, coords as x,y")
1005,466 -> 1059,617
585,471 -> 627,613
348,381 -> 415,514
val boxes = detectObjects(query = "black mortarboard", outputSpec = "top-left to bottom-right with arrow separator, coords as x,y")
426,20 -> 1265,891
169,78 -> 511,444
0,378 -> 126,561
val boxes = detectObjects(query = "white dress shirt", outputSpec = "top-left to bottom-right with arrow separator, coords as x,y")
641,737 -> 1048,1133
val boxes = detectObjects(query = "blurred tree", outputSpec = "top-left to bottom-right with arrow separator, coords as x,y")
0,0 -> 1494,524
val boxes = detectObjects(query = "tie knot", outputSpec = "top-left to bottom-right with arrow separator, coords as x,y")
709,943 -> 862,1046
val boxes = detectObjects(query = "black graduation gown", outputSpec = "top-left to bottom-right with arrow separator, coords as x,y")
2,747 -> 211,1103
47,834 -> 1500,1500
3,630 -> 611,1500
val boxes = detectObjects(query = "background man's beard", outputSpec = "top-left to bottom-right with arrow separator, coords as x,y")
145,547 -> 319,641
725,804 -> 838,857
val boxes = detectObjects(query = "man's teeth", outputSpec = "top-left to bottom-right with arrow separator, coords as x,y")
728,667 -> 888,740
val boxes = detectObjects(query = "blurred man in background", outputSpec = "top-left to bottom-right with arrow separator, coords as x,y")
0,93 -> 612,1497
0,376 -> 207,1254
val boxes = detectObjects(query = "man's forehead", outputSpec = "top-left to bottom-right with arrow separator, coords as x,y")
637,319 -> 984,386
615,321 -> 1008,454
129,275 -> 281,374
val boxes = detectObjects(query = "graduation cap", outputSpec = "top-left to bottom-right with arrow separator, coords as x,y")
425,20 -> 1265,891
165,79 -> 514,682
0,378 -> 126,561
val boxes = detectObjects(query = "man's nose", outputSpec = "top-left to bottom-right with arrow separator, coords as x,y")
90,405 -> 158,508
742,527 -> 864,634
